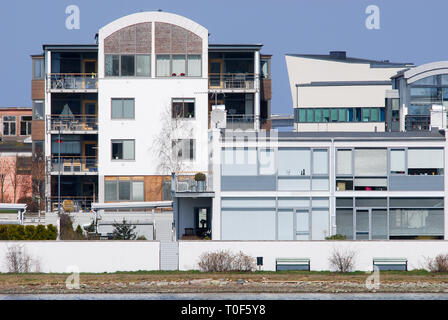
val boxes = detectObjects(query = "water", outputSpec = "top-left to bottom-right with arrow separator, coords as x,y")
2,293 -> 448,300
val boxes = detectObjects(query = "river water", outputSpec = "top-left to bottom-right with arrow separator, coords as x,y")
2,293 -> 448,300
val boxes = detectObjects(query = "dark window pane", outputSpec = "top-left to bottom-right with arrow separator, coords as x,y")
118,180 -> 131,200
105,55 -> 119,76
121,55 -> 135,76
112,141 -> 123,159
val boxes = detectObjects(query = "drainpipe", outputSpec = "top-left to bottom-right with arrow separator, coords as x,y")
330,138 -> 335,236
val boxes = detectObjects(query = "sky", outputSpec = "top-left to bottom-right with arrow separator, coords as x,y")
0,0 -> 447,115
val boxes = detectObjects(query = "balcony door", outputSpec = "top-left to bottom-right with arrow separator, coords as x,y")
83,59 -> 97,74
83,59 -> 97,89
82,141 -> 97,171
209,59 -> 223,88
82,100 -> 97,130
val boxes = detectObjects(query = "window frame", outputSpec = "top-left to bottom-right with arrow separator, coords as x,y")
171,98 -> 195,119
20,116 -> 32,136
104,176 -> 145,201
111,98 -> 135,120
111,139 -> 135,161
3,116 -> 16,136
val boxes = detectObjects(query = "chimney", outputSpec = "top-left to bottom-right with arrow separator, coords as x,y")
329,51 -> 347,60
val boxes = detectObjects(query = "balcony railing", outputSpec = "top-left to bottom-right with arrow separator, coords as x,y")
47,196 -> 94,213
209,73 -> 255,90
47,156 -> 98,174
47,114 -> 98,132
172,172 -> 212,193
405,115 -> 430,131
226,114 -> 257,130
48,73 -> 98,90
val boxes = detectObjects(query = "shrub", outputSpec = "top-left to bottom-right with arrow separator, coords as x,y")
325,234 -> 347,240
136,235 -> 147,240
0,224 -> 57,240
59,214 -> 86,240
328,247 -> 357,272
194,172 -> 206,181
112,219 -> 137,240
198,250 -> 256,272
427,254 -> 448,272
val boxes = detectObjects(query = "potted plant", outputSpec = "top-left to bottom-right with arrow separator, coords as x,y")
194,172 -> 206,192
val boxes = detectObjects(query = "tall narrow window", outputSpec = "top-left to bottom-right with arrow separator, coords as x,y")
172,55 -> 186,75
20,116 -> 32,135
156,55 -> 170,77
3,116 -> 16,136
390,149 -> 405,175
136,55 -> 150,77
33,101 -> 44,120
120,55 -> 135,76
187,55 -> 201,77
32,58 -> 44,80
172,139 -> 195,161
105,55 -> 119,76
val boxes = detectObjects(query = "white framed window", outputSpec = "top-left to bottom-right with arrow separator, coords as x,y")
111,140 -> 135,160
111,98 -> 135,119
3,116 -> 16,136
20,116 -> 32,136
172,139 -> 195,161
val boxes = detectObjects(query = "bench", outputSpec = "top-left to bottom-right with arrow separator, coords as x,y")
276,258 -> 310,271
373,257 -> 408,271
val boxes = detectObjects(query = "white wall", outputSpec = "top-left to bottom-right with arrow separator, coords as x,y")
0,241 -> 159,273
179,240 -> 448,271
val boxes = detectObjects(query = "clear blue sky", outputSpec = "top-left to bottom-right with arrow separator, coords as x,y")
0,0 -> 447,114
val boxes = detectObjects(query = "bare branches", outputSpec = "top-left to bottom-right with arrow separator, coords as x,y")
4,244 -> 41,273
328,247 -> 357,272
198,250 -> 256,272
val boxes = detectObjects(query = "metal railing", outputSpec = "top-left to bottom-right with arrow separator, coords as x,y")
47,196 -> 94,213
405,115 -> 430,131
48,73 -> 98,90
173,172 -> 212,193
47,114 -> 98,132
47,156 -> 98,173
208,73 -> 255,89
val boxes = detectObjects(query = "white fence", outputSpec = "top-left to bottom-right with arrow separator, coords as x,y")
1,240 -> 448,273
0,241 -> 159,273
179,241 -> 448,271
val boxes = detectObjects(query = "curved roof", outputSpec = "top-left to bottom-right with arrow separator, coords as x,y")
403,61 -> 448,84
99,11 -> 208,40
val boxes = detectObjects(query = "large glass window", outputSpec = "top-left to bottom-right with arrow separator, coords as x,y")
33,101 -> 44,120
278,148 -> 310,176
390,149 -> 406,174
187,55 -> 201,77
312,149 -> 328,175
111,140 -> 135,160
105,177 -> 145,201
111,98 -> 135,119
33,58 -> 44,80
354,149 -> 387,176
172,55 -> 186,75
172,139 -> 195,161
156,55 -> 170,77
336,149 -> 353,175
407,148 -> 443,175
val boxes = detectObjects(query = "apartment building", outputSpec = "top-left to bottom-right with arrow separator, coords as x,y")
286,51 -> 413,132
31,11 -> 271,213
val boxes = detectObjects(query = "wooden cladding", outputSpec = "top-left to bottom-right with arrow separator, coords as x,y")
31,80 -> 45,100
261,78 -> 272,101
104,22 -> 152,54
31,120 -> 45,141
155,22 -> 202,54
144,175 -> 171,201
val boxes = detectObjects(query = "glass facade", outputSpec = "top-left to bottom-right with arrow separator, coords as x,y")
294,107 -> 385,123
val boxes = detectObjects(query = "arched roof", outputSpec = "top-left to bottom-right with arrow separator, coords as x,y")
404,61 -> 448,84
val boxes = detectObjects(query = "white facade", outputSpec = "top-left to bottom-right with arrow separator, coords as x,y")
97,12 -> 209,202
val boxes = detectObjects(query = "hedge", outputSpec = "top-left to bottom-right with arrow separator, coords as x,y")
0,224 -> 58,240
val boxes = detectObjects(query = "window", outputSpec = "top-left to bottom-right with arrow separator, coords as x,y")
172,139 -> 195,161
33,58 -> 44,80
136,55 -> 151,77
111,98 -> 135,119
222,148 -> 257,176
51,135 -> 81,154
336,149 -> 353,175
105,55 -> 119,77
260,59 -> 270,79
171,98 -> 195,118
314,109 -> 322,122
33,101 -> 44,120
278,148 -> 310,176
120,55 -> 135,76
111,140 -> 135,160
20,116 -> 32,136
390,149 -> 405,174
362,108 -> 370,122
354,149 -> 387,176
156,55 -> 170,77
407,148 -> 443,175
259,148 -> 275,175
187,55 -> 201,77
105,177 -> 145,201
3,116 -> 16,135
172,55 -> 186,75
312,149 -> 328,175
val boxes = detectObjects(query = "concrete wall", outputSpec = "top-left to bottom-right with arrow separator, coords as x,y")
0,241 -> 160,273
179,240 -> 448,271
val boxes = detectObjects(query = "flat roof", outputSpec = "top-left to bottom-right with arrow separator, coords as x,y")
220,129 -> 446,141
286,53 -> 413,68
43,44 -> 98,51
209,44 -> 263,51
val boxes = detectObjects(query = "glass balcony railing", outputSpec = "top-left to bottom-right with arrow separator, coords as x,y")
48,73 -> 98,90
47,156 -> 98,173
405,115 -> 430,131
47,115 -> 98,132
173,173 -> 212,193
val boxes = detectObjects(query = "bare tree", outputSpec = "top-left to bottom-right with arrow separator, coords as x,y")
328,247 -> 357,272
31,152 -> 45,212
426,254 -> 448,272
152,103 -> 194,175
0,157 -> 13,203
4,244 -> 41,273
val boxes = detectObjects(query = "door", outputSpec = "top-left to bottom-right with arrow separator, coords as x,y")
82,141 -> 97,171
355,209 -> 370,240
83,59 -> 97,89
195,207 -> 211,238
294,209 -> 310,240
82,100 -> 97,130
209,59 -> 223,88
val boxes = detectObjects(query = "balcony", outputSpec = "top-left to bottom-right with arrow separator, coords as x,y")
172,172 -> 214,197
208,73 -> 255,91
48,73 -> 98,92
47,115 -> 98,133
47,196 -> 94,213
405,115 -> 430,131
226,114 -> 257,130
47,156 -> 98,175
